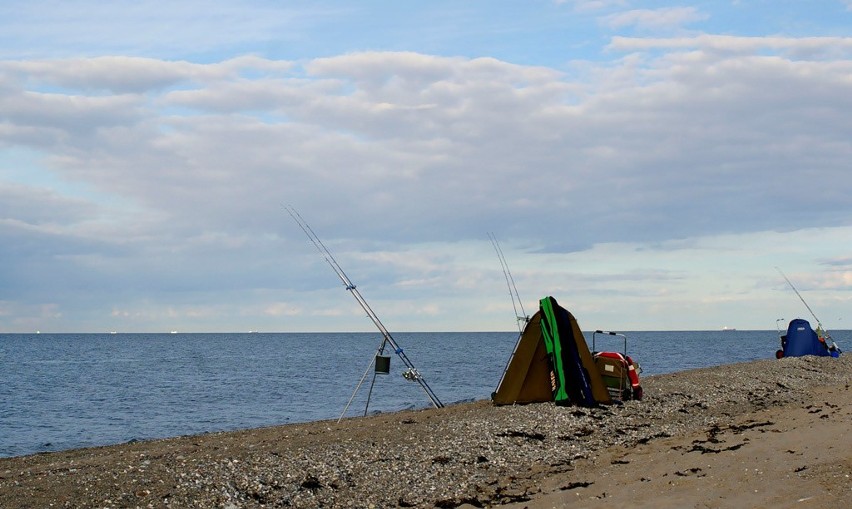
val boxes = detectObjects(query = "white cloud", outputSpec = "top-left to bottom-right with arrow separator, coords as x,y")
2,3 -> 852,332
558,0 -> 629,13
263,302 -> 304,317
601,7 -> 708,31
4,47 -> 852,258
608,34 -> 852,59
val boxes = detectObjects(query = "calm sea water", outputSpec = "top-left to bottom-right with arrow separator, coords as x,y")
1,329 -> 847,458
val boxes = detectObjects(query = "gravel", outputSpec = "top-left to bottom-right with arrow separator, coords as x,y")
1,355 -> 849,508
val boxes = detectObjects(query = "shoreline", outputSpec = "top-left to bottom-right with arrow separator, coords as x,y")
1,356 -> 850,508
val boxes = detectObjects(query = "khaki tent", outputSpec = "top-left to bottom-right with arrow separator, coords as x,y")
492,296 -> 611,407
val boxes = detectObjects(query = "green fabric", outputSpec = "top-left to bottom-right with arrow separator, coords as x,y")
539,296 -> 569,404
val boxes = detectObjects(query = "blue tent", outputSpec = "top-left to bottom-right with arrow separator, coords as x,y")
780,318 -> 833,357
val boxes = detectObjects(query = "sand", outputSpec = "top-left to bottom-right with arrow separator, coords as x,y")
494,385 -> 851,509
1,355 -> 850,508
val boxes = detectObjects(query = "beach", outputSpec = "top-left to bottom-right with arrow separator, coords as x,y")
1,355 -> 849,508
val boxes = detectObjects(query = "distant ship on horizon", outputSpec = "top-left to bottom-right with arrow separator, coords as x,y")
722,326 -> 737,331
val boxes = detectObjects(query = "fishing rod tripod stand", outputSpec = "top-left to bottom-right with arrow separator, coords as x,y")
337,336 -> 428,422
286,206 -> 443,422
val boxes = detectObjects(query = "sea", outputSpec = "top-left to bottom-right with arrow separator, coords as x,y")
1,329 -> 847,459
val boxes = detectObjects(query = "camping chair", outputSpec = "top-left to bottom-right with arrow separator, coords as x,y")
592,330 -> 643,401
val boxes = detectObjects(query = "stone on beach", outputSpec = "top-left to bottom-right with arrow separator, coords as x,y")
0,356 -> 849,508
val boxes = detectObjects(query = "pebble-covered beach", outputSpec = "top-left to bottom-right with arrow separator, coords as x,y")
1,355 -> 850,508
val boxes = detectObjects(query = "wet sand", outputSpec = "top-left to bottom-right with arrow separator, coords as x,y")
1,355 -> 850,508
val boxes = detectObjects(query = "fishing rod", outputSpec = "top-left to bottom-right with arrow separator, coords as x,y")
776,267 -> 840,350
488,233 -> 528,332
286,206 -> 444,416
776,267 -> 823,329
489,233 -> 531,398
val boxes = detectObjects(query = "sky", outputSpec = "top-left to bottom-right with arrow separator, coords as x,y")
1,1 -> 852,333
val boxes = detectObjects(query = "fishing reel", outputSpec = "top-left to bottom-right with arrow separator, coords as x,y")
402,368 -> 422,381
